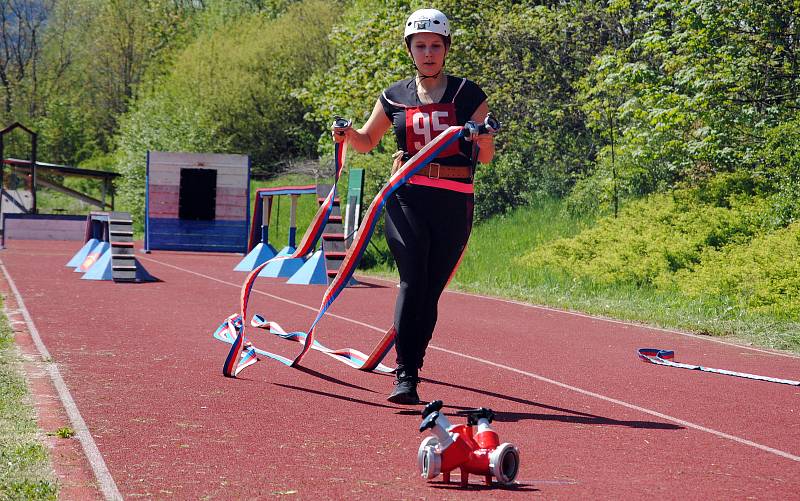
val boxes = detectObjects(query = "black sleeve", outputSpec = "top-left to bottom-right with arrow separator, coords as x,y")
379,93 -> 395,120
379,79 -> 412,120
456,79 -> 488,123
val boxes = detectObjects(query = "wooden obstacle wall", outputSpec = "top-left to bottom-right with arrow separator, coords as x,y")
1,213 -> 85,247
145,151 -> 250,253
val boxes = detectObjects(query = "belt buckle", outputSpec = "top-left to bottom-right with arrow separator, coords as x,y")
427,162 -> 441,179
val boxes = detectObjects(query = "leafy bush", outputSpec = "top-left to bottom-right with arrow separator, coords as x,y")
695,171 -> 761,208
474,151 -> 536,221
576,0 -> 800,206
564,167 -> 617,217
32,98 -> 99,166
114,91 -> 223,230
300,1 -> 608,218
518,184 -> 800,320
444,1 -> 601,205
298,0 -> 409,129
673,222 -> 800,318
761,119 -> 800,227
519,189 -> 770,288
154,0 -> 338,171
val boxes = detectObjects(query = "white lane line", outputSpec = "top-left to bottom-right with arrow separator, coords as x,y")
139,257 -> 383,332
363,275 -> 800,359
431,346 -> 799,462
0,262 -> 123,501
144,256 -> 800,463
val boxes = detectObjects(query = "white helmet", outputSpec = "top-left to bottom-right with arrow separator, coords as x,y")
404,8 -> 451,43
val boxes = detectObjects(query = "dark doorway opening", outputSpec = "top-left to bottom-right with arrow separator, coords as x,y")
179,168 -> 216,220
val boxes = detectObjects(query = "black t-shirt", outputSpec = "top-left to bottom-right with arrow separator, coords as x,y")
379,76 -> 487,166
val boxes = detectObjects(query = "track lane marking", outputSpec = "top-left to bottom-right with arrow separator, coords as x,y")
0,262 -> 124,500
430,347 -> 800,462
139,256 -> 382,330
364,275 -> 800,359
142,256 -> 800,462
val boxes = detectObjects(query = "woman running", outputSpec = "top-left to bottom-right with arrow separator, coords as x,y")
332,8 -> 495,404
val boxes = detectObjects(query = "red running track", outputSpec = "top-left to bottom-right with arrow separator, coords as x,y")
1,239 -> 799,499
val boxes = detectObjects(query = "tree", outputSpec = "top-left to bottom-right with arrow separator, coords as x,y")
576,0 -> 800,213
0,0 -> 53,116
31,0 -> 204,156
113,0 -> 339,225
300,0 -> 623,218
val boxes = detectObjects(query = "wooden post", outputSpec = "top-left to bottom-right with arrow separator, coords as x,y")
261,195 -> 272,245
31,132 -> 37,214
289,195 -> 299,248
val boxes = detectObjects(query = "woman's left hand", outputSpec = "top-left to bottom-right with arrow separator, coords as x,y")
469,101 -> 496,164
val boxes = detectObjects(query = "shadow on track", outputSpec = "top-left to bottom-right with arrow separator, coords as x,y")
428,481 -> 539,493
421,377 -> 682,430
349,278 -> 390,289
294,365 -> 381,394
273,383 -> 409,411
270,367 -> 679,429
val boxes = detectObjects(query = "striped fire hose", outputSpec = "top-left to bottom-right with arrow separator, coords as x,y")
214,125 -> 468,377
638,348 -> 799,386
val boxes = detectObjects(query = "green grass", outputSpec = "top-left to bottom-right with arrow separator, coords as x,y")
0,305 -> 58,500
445,198 -> 800,353
455,197 -> 591,288
355,194 -> 799,353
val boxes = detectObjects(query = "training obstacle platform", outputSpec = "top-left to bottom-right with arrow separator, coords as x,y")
81,243 -> 113,280
68,211 -> 156,283
283,181 -> 358,286
67,211 -> 111,268
0,122 -> 120,248
237,170 -> 365,285
235,185 -> 316,273
2,158 -> 119,214
285,249 -> 327,285
257,245 -> 304,278
2,213 -> 86,248
73,212 -> 109,273
145,151 -> 250,253
317,184 -> 349,285
67,236 -> 98,268
108,212 -> 156,282
321,168 -> 364,284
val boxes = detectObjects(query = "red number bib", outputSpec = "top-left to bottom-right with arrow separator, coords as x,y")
405,103 -> 460,158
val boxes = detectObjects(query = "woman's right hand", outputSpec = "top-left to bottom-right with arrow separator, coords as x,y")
330,101 -> 392,153
331,118 -> 353,144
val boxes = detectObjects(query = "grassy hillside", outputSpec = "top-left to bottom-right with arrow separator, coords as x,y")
454,194 -> 800,353
246,174 -> 800,353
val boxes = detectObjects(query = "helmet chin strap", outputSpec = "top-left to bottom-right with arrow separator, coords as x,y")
408,63 -> 443,104
405,43 -> 448,104
416,70 -> 442,82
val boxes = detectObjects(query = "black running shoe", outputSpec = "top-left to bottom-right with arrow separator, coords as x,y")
387,367 -> 420,405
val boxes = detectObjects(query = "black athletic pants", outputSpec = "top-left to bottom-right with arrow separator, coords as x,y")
384,184 -> 474,371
